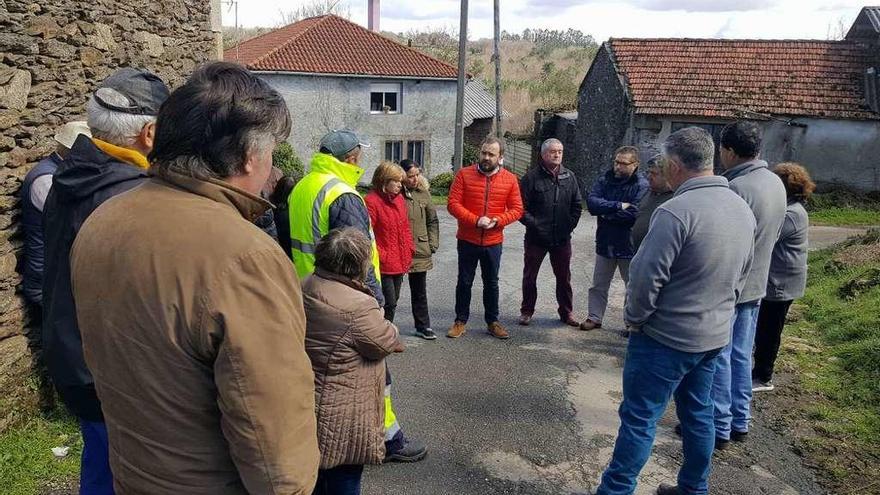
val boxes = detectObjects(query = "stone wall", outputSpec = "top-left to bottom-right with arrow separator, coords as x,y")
0,0 -> 221,431
573,44 -> 631,190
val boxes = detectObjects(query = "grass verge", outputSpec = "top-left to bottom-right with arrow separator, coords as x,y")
770,229 -> 880,492
808,190 -> 880,226
0,408 -> 81,495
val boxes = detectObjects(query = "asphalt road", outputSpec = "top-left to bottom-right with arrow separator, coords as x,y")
361,211 -> 827,495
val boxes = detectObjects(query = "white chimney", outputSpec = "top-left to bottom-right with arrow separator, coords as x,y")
368,0 -> 380,32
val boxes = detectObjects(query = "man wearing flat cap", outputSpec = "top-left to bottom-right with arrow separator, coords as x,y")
288,130 -> 428,463
42,67 -> 169,494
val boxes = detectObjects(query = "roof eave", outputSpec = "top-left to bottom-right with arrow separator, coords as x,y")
252,70 -> 457,81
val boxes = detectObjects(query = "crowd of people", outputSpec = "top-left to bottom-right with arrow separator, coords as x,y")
20,61 -> 816,495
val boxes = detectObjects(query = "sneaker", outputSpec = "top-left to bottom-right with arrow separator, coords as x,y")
579,319 -> 601,331
415,328 -> 437,340
731,430 -> 748,442
487,321 -> 510,339
447,321 -> 467,338
752,379 -> 775,392
714,437 -> 730,451
385,438 -> 428,463
655,483 -> 683,495
518,314 -> 532,326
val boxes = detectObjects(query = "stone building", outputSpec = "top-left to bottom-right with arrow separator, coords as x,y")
0,0 -> 222,430
226,14 -> 479,180
569,7 -> 880,192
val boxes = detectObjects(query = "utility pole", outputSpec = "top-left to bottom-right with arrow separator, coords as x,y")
453,0 -> 468,172
493,0 -> 502,138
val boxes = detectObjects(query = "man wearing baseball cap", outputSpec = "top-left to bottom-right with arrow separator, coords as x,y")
288,130 -> 428,463
42,68 -> 169,494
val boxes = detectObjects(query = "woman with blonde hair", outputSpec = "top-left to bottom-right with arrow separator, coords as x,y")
365,161 -> 415,322
752,162 -> 815,392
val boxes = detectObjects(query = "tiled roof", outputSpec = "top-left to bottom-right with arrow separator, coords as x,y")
464,79 -> 496,124
607,38 -> 877,120
224,15 -> 459,79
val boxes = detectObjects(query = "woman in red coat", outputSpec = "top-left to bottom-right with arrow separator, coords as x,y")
365,161 -> 415,322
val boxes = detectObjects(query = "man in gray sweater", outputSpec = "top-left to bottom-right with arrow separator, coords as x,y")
596,127 -> 755,495
711,121 -> 787,449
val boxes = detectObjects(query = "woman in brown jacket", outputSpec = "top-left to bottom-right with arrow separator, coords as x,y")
400,159 -> 440,340
303,227 -> 405,495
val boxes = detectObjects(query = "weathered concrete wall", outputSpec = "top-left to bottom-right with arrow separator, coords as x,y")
0,0 -> 221,431
260,73 -> 457,180
648,116 -> 880,192
762,118 -> 880,192
574,44 -> 631,190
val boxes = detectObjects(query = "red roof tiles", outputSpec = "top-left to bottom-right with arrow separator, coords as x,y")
608,38 -> 877,120
224,15 -> 459,79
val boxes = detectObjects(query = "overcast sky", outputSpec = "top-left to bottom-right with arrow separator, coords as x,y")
221,0 -> 867,40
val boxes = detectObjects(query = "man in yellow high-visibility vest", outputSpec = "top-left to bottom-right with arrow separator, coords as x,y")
289,130 -> 427,463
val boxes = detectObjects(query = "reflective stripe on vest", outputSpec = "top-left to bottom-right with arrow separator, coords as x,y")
288,173 -> 381,281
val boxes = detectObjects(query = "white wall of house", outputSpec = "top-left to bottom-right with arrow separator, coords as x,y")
259,73 -> 458,181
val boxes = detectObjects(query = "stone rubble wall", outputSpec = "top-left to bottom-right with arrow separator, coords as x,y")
0,0 -> 221,431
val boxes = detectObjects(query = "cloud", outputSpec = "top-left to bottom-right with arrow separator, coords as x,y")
714,17 -> 735,37
521,0 -> 778,13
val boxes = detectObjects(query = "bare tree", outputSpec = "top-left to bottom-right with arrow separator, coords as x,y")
278,0 -> 351,26
826,15 -> 851,41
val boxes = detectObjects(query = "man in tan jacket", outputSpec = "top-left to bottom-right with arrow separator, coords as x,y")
70,62 -> 319,494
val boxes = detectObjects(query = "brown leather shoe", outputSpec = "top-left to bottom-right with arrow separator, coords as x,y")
561,315 -> 580,327
579,319 -> 601,331
487,321 -> 510,339
518,314 -> 532,326
447,321 -> 467,338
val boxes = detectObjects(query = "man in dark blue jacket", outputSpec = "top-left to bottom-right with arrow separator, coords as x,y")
42,68 -> 169,495
21,121 -> 92,413
580,146 -> 648,331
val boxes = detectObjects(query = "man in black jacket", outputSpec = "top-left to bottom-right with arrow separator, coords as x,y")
42,68 -> 169,494
518,138 -> 583,326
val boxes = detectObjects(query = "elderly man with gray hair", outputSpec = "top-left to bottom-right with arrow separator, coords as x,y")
595,127 -> 755,495
518,138 -> 583,327
42,67 -> 169,494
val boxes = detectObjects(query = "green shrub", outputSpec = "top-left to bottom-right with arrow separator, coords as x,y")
430,172 -> 455,196
463,143 -> 480,166
273,142 -> 304,181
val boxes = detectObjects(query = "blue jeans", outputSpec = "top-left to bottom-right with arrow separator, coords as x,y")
454,240 -> 502,324
597,332 -> 720,495
79,420 -> 114,495
712,301 -> 760,439
312,464 -> 364,495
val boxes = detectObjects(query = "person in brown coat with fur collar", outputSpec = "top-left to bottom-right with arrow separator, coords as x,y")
303,227 -> 405,495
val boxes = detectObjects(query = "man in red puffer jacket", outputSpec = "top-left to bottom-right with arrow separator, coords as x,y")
447,136 -> 524,340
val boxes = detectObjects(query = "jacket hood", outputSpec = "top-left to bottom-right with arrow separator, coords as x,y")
721,158 -> 769,181
310,153 -> 364,187
52,135 -> 148,201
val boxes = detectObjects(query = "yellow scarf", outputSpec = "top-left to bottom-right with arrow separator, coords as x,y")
92,138 -> 150,170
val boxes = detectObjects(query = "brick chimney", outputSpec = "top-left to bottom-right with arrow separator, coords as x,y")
368,0 -> 380,32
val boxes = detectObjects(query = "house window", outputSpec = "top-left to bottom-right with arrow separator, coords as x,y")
384,140 -> 426,164
370,83 -> 401,114
407,140 -> 425,165
384,140 -> 403,162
